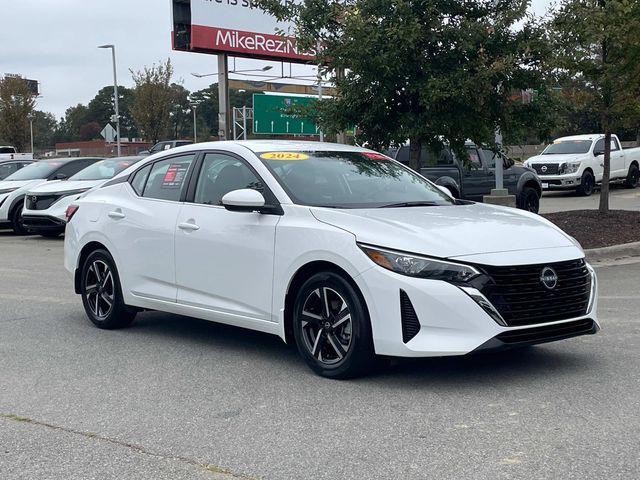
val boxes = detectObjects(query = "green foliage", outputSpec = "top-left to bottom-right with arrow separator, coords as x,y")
0,77 -> 36,151
550,0 -> 640,211
31,110 -> 58,149
254,0 -> 552,168
130,59 -> 175,144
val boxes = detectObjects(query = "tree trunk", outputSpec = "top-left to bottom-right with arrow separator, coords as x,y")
598,130 -> 611,213
409,137 -> 422,172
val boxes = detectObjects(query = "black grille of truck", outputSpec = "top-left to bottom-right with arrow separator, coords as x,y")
531,163 -> 559,175
480,259 -> 591,327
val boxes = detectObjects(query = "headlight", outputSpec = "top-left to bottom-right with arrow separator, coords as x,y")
359,244 -> 480,283
563,161 -> 581,174
0,187 -> 19,195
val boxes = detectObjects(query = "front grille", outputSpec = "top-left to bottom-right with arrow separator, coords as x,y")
400,290 -> 421,343
479,259 -> 591,327
25,194 -> 63,211
496,318 -> 596,345
532,163 -> 559,175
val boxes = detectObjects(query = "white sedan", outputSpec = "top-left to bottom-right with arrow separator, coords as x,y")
64,141 -> 599,378
22,157 -> 144,237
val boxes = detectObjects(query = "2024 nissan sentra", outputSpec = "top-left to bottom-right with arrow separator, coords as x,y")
64,141 -> 599,378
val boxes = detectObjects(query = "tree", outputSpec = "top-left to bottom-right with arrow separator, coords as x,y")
254,0 -> 551,169
31,110 -> 58,150
79,122 -> 102,141
168,83 -> 192,139
58,104 -> 90,142
86,86 -> 138,139
131,59 -> 175,144
0,77 -> 36,151
189,84 -> 255,140
550,0 -> 640,213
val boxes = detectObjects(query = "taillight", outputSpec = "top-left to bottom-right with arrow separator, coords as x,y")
65,205 -> 79,222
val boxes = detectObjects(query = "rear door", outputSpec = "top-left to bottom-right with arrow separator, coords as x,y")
174,151 -> 280,324
107,153 -> 196,302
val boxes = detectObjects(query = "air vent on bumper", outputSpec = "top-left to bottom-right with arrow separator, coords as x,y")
400,290 -> 421,344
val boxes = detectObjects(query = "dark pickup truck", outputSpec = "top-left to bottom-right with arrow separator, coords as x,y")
393,142 -> 542,213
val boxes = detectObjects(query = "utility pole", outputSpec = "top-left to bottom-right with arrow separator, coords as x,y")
191,103 -> 198,143
218,54 -> 230,140
98,44 -> 121,156
29,117 -> 34,154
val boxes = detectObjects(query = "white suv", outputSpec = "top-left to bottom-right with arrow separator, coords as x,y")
64,141 -> 599,378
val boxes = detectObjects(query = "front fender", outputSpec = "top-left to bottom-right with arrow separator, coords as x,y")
516,171 -> 542,196
434,176 -> 461,197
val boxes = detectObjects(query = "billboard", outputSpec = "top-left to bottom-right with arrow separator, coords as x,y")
3,74 -> 39,96
253,94 -> 319,135
171,0 -> 315,63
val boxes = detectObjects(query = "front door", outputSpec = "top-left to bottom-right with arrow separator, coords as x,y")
462,147 -> 492,200
175,152 -> 280,324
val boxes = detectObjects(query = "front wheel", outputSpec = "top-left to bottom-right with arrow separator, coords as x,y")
577,171 -> 595,196
518,187 -> 540,213
80,249 -> 136,329
11,204 -> 27,235
292,272 -> 375,379
624,164 -> 639,189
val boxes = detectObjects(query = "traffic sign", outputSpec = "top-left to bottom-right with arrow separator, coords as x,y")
100,124 -> 117,143
253,94 -> 319,136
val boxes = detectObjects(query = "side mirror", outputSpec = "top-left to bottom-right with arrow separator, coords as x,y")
504,157 -> 515,169
437,185 -> 453,197
221,189 -> 266,212
594,150 -> 604,157
52,173 -> 68,180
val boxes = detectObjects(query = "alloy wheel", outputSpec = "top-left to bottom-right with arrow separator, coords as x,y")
84,260 -> 115,319
299,287 -> 353,365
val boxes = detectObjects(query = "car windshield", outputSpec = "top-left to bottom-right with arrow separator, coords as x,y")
542,140 -> 592,155
259,151 -> 455,208
70,157 -> 142,181
4,161 -> 64,181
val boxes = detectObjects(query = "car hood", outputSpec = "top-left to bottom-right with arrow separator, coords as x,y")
28,179 -> 103,194
527,153 -> 587,164
311,203 -> 577,259
0,179 -> 45,195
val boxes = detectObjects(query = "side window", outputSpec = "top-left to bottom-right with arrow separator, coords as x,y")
52,160 -> 94,179
611,139 -> 620,151
194,153 -> 263,206
130,164 -> 152,196
0,162 -> 19,179
142,154 -> 195,201
482,149 -> 497,168
468,148 -> 482,167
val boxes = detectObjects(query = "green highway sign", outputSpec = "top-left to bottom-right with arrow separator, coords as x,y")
253,94 -> 319,136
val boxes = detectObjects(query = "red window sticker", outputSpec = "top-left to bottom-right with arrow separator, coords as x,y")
362,152 -> 391,161
162,164 -> 188,188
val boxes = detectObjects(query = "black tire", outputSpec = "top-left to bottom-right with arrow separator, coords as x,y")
10,203 -> 28,235
624,164 -> 639,189
80,249 -> 136,329
577,170 -> 595,196
292,272 -> 375,379
518,186 -> 540,213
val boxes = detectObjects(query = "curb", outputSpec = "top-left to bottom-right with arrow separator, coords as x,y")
585,241 -> 640,263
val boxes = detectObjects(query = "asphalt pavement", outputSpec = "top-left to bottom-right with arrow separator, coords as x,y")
1,233 -> 639,480
540,185 -> 640,213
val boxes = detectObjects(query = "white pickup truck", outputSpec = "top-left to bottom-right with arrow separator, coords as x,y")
0,146 -> 34,162
524,134 -> 640,196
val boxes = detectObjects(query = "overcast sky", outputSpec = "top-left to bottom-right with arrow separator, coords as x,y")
1,0 -> 552,119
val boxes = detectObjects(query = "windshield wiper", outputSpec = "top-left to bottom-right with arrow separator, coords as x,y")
378,201 -> 441,208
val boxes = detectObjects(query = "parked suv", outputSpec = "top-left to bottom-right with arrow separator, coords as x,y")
394,142 -> 542,212
0,159 -> 34,180
140,140 -> 193,156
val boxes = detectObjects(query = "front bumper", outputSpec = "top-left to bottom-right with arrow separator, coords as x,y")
538,174 -> 582,190
359,262 -> 599,358
22,214 -> 66,233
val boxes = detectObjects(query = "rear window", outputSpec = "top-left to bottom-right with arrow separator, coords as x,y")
0,147 -> 16,154
70,158 -> 143,181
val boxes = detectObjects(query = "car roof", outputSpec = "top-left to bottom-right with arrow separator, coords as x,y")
555,134 -> 603,142
0,159 -> 34,164
175,140 -> 370,154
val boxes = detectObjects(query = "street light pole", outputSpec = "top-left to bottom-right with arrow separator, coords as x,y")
98,44 -> 121,156
29,117 -> 34,154
191,104 -> 198,143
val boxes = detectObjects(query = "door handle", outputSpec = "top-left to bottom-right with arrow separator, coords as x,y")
108,210 -> 125,219
178,222 -> 200,231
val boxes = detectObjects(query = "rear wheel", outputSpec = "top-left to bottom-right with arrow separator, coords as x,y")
80,249 -> 136,329
10,204 -> 27,235
292,272 -> 374,379
577,170 -> 595,196
624,164 -> 639,189
518,186 -> 540,213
